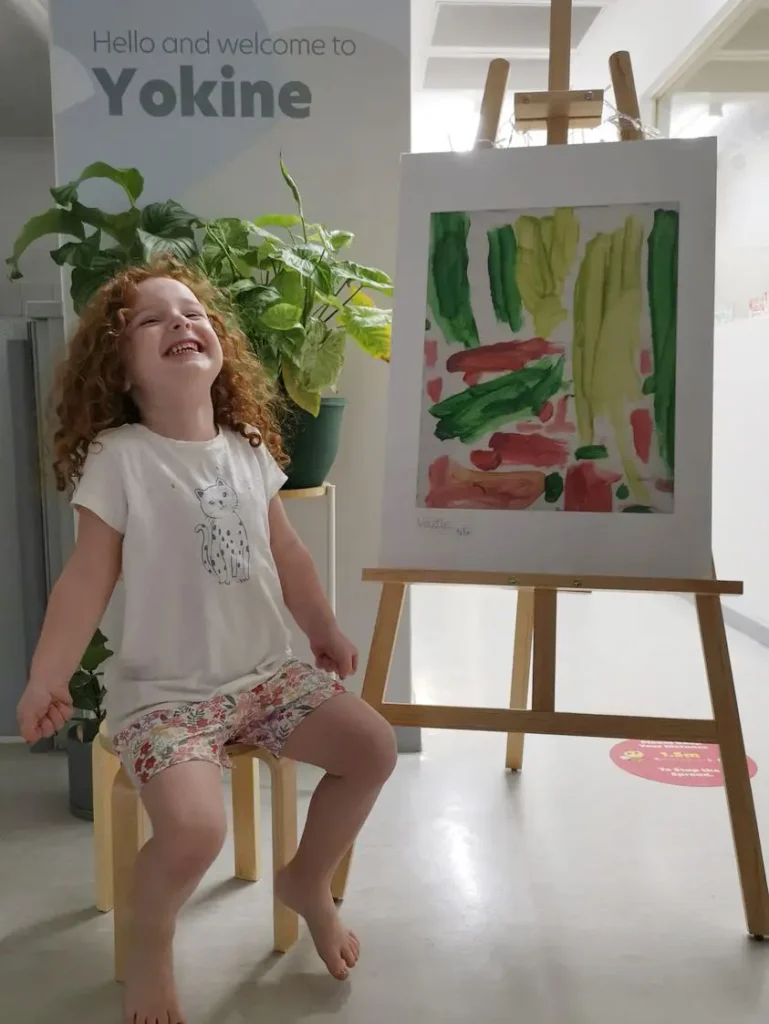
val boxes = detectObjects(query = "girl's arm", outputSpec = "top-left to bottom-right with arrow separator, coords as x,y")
268,497 -> 358,679
17,509 -> 123,743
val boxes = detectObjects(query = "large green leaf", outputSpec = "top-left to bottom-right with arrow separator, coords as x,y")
6,208 -> 86,280
138,229 -> 199,263
71,203 -> 141,246
272,270 -> 305,307
328,230 -> 354,251
334,260 -> 393,295
260,302 -> 304,332
80,632 -> 114,672
51,161 -> 144,209
70,248 -> 129,312
253,214 -> 302,230
341,302 -> 392,361
140,201 -> 199,239
299,321 -> 346,392
282,359 -> 320,416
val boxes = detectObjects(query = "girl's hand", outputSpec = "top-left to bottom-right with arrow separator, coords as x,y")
17,680 -> 74,744
310,628 -> 359,680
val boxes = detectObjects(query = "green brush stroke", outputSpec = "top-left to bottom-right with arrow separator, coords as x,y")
430,357 -> 564,444
572,215 -> 649,505
616,483 -> 630,500
575,445 -> 608,460
622,505 -> 654,513
427,212 -> 479,348
515,208 -> 579,337
544,472 -> 564,503
642,376 -> 656,395
648,209 -> 679,472
487,226 -> 523,332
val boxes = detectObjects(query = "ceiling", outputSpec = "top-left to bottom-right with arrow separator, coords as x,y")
419,0 -> 612,92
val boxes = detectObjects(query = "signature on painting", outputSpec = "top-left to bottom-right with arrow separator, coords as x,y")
418,516 -> 471,537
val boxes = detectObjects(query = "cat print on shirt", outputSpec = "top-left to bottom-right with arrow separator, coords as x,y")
194,478 -> 250,585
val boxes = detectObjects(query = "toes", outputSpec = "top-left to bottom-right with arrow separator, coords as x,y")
329,960 -> 350,981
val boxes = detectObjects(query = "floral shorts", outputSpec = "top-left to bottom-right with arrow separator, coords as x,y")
113,660 -> 346,789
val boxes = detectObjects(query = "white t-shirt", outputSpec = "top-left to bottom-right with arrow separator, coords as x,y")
72,424 -> 292,734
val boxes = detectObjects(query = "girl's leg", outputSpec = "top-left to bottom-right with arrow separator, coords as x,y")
125,760 -> 226,1024
277,693 -> 397,980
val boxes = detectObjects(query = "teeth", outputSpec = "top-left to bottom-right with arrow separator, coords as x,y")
168,343 -> 198,356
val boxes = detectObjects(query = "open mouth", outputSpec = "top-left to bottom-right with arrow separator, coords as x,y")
164,339 -> 203,358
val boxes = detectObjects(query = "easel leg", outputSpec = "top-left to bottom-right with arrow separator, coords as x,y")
331,582 -> 407,901
532,589 -> 558,712
696,594 -> 769,938
506,588 -> 534,770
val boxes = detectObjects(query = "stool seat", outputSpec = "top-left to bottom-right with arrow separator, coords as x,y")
92,722 -> 299,981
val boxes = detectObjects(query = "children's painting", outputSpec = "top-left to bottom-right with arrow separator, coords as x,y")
418,203 -> 679,514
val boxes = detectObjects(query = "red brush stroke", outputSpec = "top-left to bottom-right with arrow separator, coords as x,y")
516,422 -> 543,434
488,432 -> 569,468
545,396 -> 576,435
655,478 -> 674,493
446,338 -> 563,376
565,462 -> 622,513
426,377 -> 443,403
639,350 -> 653,376
463,371 -> 482,387
424,340 -> 438,369
630,408 -> 653,463
538,401 -> 554,423
426,455 -> 544,510
470,449 -> 502,471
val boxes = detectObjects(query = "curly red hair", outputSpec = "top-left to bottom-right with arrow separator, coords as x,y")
53,258 -> 285,492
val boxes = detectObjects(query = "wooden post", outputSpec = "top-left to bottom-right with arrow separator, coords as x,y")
475,58 -> 511,149
547,0 -> 573,144
609,51 -> 643,141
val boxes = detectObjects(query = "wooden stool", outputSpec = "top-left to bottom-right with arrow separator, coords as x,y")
91,725 -> 299,981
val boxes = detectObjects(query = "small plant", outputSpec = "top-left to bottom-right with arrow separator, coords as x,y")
6,159 -> 393,416
69,629 -> 113,741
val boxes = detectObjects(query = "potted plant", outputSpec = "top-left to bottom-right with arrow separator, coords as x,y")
7,159 -> 393,487
200,160 -> 393,487
67,629 -> 113,821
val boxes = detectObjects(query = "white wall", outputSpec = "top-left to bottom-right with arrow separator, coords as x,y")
0,137 -> 60,315
710,109 -> 769,626
574,0 -> 744,116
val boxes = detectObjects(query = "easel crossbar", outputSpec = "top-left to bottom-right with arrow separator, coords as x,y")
363,569 -> 742,596
379,703 -> 718,743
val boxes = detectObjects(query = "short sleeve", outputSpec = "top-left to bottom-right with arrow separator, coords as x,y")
254,442 -> 287,502
72,435 -> 128,534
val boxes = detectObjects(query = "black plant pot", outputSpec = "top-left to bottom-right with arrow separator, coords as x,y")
67,722 -> 98,821
282,396 -> 346,490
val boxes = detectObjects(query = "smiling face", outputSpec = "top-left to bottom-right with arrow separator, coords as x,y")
124,277 -> 223,407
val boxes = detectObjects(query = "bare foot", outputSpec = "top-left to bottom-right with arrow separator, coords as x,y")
276,865 -> 360,980
124,930 -> 185,1024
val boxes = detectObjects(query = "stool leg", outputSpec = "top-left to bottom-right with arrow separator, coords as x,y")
331,849 -> 353,902
270,759 -> 298,953
112,770 -> 145,983
93,737 -> 120,912
231,756 -> 261,882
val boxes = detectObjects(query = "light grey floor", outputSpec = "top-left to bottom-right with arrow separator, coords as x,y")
2,588 -> 769,1023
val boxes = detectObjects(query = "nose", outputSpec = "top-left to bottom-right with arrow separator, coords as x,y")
171,313 -> 191,331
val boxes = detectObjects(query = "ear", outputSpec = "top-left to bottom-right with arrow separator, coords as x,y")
195,488 -> 204,499
216,477 -> 227,488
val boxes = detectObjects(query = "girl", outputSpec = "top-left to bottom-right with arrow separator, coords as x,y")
16,259 -> 397,1024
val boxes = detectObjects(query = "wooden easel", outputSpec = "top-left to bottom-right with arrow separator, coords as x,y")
332,0 -> 769,941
